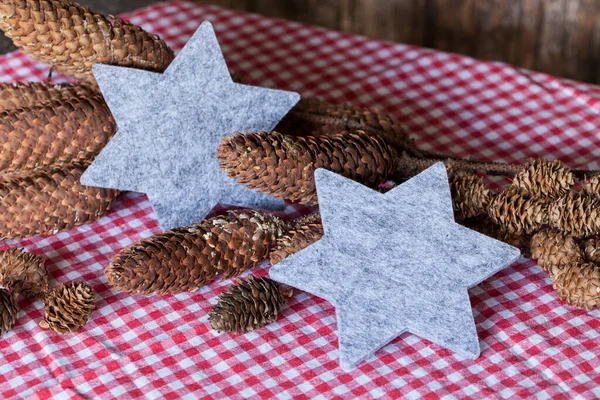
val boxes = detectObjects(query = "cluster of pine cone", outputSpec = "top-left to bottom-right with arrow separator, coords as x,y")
0,248 -> 95,336
105,210 -> 323,333
0,0 -> 176,239
450,159 -> 600,309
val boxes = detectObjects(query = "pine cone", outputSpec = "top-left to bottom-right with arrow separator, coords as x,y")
0,82 -> 97,112
218,131 -> 397,204
552,263 -> 600,310
0,248 -> 48,298
511,159 -> 574,200
581,174 -> 600,196
0,163 -> 119,239
450,173 -> 492,220
39,281 -> 95,333
276,98 -> 410,151
270,213 -> 323,265
548,192 -> 600,237
0,95 -> 115,174
106,210 -> 288,296
0,0 -> 174,83
530,230 -> 582,276
209,275 -> 292,333
0,289 -> 18,337
583,238 -> 600,264
487,187 -> 548,234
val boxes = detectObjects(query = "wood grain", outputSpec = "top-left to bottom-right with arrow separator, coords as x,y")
198,0 -> 600,84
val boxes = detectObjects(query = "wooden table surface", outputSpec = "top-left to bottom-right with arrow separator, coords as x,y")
0,0 -> 598,85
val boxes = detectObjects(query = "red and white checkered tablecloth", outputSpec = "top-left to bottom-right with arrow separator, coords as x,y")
1,1 -> 600,398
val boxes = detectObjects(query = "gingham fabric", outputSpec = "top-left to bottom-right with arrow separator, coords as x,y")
0,1 -> 599,398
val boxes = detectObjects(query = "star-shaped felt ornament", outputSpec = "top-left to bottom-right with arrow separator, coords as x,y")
269,163 -> 521,371
80,21 -> 300,230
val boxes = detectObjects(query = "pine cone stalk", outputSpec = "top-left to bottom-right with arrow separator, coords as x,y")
218,131 -> 397,204
530,230 -> 582,276
511,159 -> 575,200
0,248 -> 48,298
0,163 -> 119,239
450,173 -> 493,220
551,263 -> 600,310
0,94 -> 116,174
106,210 -> 287,296
0,0 -> 174,83
487,187 -> 548,234
39,282 -> 95,333
270,213 -> 323,265
209,275 -> 292,333
0,82 -> 97,112
548,193 -> 600,237
0,289 -> 18,337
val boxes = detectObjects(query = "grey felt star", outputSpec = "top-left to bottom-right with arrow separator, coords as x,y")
80,21 -> 300,230
269,163 -> 520,371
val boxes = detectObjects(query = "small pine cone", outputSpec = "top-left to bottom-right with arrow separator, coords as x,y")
209,275 -> 292,333
39,282 -> 95,333
512,159 -> 574,200
530,230 -> 582,276
0,95 -> 116,174
276,98 -> 410,151
582,238 -> 600,264
0,0 -> 174,83
450,173 -> 492,220
552,263 -> 600,310
581,175 -> 600,197
0,289 -> 18,337
0,163 -> 120,239
0,248 -> 48,298
0,82 -> 97,112
218,131 -> 397,204
106,210 -> 288,296
270,214 -> 324,265
548,192 -> 600,237
487,187 -> 548,234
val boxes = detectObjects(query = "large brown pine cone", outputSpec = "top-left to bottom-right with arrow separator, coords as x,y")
450,173 -> 493,220
511,159 -> 574,200
0,248 -> 48,298
106,210 -> 288,296
0,82 -> 97,112
0,163 -> 120,239
551,263 -> 600,310
209,275 -> 292,333
0,289 -> 18,337
270,213 -> 323,265
0,94 -> 115,174
39,281 -> 95,333
276,98 -> 410,152
548,192 -> 600,237
0,0 -> 174,83
487,187 -> 548,234
218,131 -> 397,204
530,230 -> 582,277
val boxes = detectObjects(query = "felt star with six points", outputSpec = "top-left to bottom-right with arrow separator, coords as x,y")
81,21 -> 300,229
270,163 -> 520,370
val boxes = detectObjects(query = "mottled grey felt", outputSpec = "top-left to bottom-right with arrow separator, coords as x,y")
80,21 -> 300,230
269,163 -> 521,371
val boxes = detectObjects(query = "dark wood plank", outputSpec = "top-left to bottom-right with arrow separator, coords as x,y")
1,0 -> 599,84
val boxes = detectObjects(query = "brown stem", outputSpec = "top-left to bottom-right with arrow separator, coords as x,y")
397,152 -> 600,178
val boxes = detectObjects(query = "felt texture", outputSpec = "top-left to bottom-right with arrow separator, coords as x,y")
269,164 -> 521,371
80,21 -> 300,230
